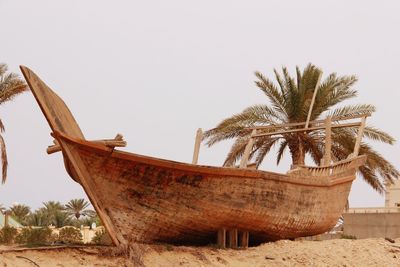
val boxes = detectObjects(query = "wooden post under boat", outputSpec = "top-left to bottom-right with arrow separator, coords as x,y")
20,65 -> 368,247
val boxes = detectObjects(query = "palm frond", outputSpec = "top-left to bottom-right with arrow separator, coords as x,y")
362,126 -> 395,145
0,134 -> 7,184
276,140 -> 288,165
223,137 -> 249,167
203,105 -> 281,146
358,165 -> 385,193
273,69 -> 286,95
0,118 -> 5,132
329,104 -> 376,118
254,71 -> 287,116
250,136 -> 279,166
0,64 -> 7,77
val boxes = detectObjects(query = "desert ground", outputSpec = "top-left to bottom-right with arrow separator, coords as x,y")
1,238 -> 400,267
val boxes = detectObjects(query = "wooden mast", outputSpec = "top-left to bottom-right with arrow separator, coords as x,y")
240,129 -> 257,168
353,116 -> 367,157
305,71 -> 323,129
192,128 -> 203,164
323,116 -> 332,166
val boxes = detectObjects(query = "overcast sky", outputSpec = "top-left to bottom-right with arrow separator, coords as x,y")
1,0 -> 399,210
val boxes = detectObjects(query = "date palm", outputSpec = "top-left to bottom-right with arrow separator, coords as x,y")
42,201 -> 65,226
0,203 -> 5,214
9,204 -> 31,225
65,199 -> 94,219
0,63 -> 27,183
203,64 -> 398,193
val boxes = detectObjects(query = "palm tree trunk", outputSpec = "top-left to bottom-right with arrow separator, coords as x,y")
289,137 -> 306,168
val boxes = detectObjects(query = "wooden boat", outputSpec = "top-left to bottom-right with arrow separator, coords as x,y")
20,66 -> 367,247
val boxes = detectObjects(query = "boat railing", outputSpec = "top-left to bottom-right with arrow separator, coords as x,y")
192,113 -> 369,172
235,113 -> 369,171
287,155 -> 367,177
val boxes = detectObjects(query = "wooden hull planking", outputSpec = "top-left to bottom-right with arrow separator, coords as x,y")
57,132 -> 360,245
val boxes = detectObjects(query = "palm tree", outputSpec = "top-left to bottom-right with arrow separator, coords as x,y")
53,211 -> 72,228
27,209 -> 47,226
0,63 -> 27,183
9,204 -> 31,225
42,201 -> 65,226
203,64 -> 399,193
0,203 -> 5,214
65,199 -> 94,219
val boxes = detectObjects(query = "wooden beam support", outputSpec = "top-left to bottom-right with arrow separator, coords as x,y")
47,144 -> 62,154
253,122 -> 361,138
47,136 -> 127,154
240,231 -> 249,248
217,228 -> 226,248
192,128 -> 203,164
250,113 -> 371,131
323,116 -> 332,166
228,229 -> 238,249
305,71 -> 323,129
353,116 -> 367,157
240,129 -> 257,168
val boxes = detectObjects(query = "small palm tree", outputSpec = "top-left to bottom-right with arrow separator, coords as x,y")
65,199 -> 94,219
0,63 -> 27,183
203,64 -> 399,193
9,204 -> 31,225
0,203 -> 5,214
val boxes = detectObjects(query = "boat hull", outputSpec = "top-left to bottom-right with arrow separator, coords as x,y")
57,133 -> 356,245
20,65 -> 366,246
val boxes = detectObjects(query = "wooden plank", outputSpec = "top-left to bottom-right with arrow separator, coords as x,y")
240,129 -> 257,168
250,113 -> 370,131
253,122 -> 361,138
323,116 -> 332,166
217,228 -> 226,248
20,66 -> 85,140
192,128 -> 203,164
305,71 -> 323,129
228,229 -> 238,248
353,116 -> 367,156
20,66 -> 125,247
240,231 -> 249,248
47,139 -> 127,154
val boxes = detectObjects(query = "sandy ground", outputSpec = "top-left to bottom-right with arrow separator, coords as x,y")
1,238 -> 400,266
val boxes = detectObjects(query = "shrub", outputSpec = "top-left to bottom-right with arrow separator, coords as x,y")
0,226 -> 18,244
15,227 -> 54,246
341,233 -> 357,240
92,228 -> 112,245
58,227 -> 82,244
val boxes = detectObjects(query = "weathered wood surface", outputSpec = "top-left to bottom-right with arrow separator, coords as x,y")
55,131 -> 364,245
192,128 -> 203,164
20,66 -> 122,246
20,66 -> 84,140
305,71 -> 323,129
21,65 -> 367,246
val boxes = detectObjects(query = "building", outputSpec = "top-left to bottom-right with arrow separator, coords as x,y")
0,212 -> 23,228
343,181 -> 400,238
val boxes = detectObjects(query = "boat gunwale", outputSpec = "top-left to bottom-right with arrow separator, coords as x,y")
54,131 -> 364,188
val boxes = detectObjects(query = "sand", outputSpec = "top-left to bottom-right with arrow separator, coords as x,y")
1,238 -> 400,266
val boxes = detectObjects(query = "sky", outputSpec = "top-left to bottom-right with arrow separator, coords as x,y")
0,0 -> 399,210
